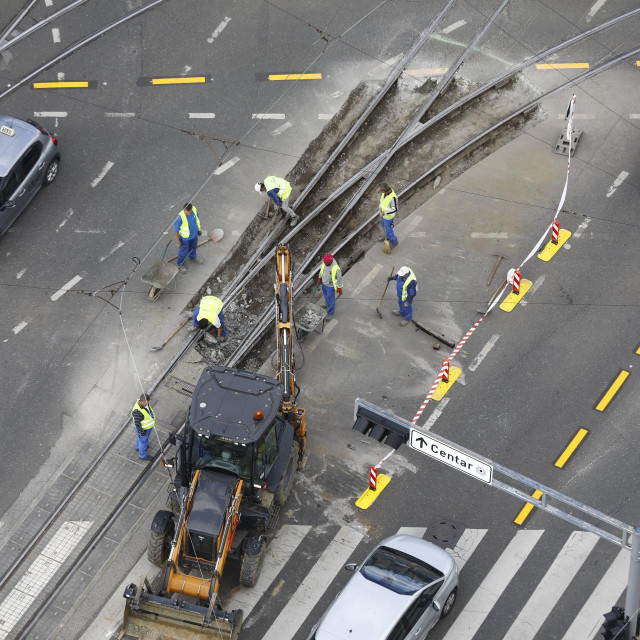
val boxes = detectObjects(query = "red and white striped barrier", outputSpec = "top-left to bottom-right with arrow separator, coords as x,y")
442,358 -> 450,383
369,465 -> 378,490
512,269 -> 521,294
551,218 -> 560,244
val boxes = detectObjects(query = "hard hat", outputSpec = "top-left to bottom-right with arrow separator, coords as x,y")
323,253 -> 333,265
397,266 -> 410,276
254,183 -> 263,193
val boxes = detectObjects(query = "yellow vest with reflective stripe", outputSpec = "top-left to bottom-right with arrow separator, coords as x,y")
132,402 -> 156,430
401,269 -> 417,301
177,207 -> 201,238
319,263 -> 340,290
197,296 -> 223,323
264,176 -> 292,201
379,191 -> 397,219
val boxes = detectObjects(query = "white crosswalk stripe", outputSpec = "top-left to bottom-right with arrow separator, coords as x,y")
447,528 -> 487,571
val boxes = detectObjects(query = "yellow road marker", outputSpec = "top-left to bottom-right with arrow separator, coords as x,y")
268,73 -> 322,81
514,489 -> 543,525
33,81 -> 89,89
636,61 -> 640,67
403,67 -> 448,76
635,344 -> 640,355
151,76 -> 206,85
595,370 -> 629,412
432,366 -> 462,402
536,63 -> 590,69
538,229 -> 572,261
499,278 -> 533,312
554,428 -> 589,468
355,473 -> 391,509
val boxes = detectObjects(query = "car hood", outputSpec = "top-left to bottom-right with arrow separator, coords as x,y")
316,572 -> 410,640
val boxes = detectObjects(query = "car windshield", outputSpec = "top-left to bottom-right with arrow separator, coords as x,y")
360,546 -> 444,595
192,434 -> 252,479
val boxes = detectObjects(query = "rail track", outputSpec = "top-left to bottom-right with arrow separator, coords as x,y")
1,4 -> 640,638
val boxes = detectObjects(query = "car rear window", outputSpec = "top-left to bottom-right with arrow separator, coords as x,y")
360,546 -> 444,595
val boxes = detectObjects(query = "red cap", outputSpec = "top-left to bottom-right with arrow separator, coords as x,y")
323,254 -> 333,265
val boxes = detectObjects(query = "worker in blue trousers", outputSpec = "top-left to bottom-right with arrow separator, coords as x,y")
377,183 -> 399,253
173,203 -> 203,273
193,295 -> 227,340
389,265 -> 417,326
318,253 -> 343,321
131,393 -> 155,460
255,177 -> 300,226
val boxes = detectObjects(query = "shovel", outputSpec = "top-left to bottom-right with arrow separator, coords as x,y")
167,229 -> 225,263
376,266 -> 395,318
150,317 -> 191,351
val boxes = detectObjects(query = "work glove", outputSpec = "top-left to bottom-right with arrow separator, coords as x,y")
318,277 -> 322,283
337,288 -> 343,295
404,302 -> 410,308
387,276 -> 394,282
198,230 -> 202,237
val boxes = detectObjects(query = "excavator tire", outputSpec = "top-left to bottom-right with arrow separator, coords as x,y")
275,441 -> 299,506
240,537 -> 266,587
147,518 -> 174,567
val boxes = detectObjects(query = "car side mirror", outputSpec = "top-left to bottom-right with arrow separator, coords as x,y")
344,563 -> 357,572
432,601 -> 440,612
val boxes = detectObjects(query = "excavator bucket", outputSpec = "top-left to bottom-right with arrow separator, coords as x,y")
120,581 -> 242,640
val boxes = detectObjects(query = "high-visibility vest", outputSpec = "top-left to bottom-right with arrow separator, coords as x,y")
197,296 -> 223,324
319,263 -> 340,290
177,207 -> 201,238
264,176 -> 292,201
132,402 -> 156,430
379,191 -> 398,220
401,269 -> 417,302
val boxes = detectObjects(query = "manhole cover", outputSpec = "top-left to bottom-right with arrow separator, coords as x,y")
426,519 -> 463,548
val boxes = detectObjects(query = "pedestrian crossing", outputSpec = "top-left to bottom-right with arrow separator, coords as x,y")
225,524 -> 628,640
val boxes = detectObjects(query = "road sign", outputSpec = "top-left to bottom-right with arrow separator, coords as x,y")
409,429 -> 493,484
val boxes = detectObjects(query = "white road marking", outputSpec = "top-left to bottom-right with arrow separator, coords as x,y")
442,19 -> 466,34
231,229 -> 241,236
469,334 -> 499,372
557,113 -> 594,119
402,214 -> 423,236
530,274 -> 546,295
189,112 -> 215,118
182,65 -> 191,75
630,114 -> 640,119
306,318 -> 339,353
45,0 -> 53,5
396,527 -> 427,537
34,111 -> 67,117
318,114 -> 333,120
606,170 -> 628,198
57,72 -> 65,81
563,242 -> 571,250
561,548 -> 629,640
409,230 -> 426,238
261,527 -> 363,640
422,397 -> 450,431
446,528 -> 487,571
207,16 -> 231,43
226,525 -> 310,617
504,531 -> 599,640
271,122 -> 292,136
331,90 -> 342,98
573,216 -> 591,238
99,233 -> 136,262
105,112 -> 135,118
471,232 -> 509,238
587,0 -> 608,20
51,274 -> 83,301
12,321 -> 27,335
16,268 -> 26,279
252,113 -> 285,119
52,27 -> 60,43
0,521 -> 91,639
91,161 -> 114,188
367,53 -> 403,77
74,229 -> 106,234
442,530 -> 543,640
213,157 -> 239,175
352,263 -> 383,297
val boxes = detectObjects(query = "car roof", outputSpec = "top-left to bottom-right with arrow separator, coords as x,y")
383,534 -> 456,575
0,115 -> 41,177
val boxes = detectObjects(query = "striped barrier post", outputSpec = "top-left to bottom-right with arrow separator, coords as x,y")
551,219 -> 560,244
513,269 -> 521,294
442,358 -> 450,383
369,466 -> 377,491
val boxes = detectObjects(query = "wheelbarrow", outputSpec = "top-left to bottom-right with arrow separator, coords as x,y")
295,301 -> 327,341
141,241 -> 179,301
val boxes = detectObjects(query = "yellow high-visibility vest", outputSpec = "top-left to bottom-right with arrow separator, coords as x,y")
401,269 -> 417,301
132,402 -> 156,430
177,206 -> 201,238
319,263 -> 340,290
379,191 -> 398,220
264,176 -> 292,201
197,296 -> 223,323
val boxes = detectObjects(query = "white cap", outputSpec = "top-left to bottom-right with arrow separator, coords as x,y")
254,183 -> 263,193
397,266 -> 410,276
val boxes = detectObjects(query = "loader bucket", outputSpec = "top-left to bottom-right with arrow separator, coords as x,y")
120,582 -> 242,640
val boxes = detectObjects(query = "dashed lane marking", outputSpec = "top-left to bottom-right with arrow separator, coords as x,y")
91,161 -> 114,188
34,111 -> 67,117
631,114 -> 640,119
595,370 -> 629,412
271,122 -> 291,136
99,233 -> 136,262
189,112 -> 215,118
51,274 -> 83,301
514,489 -> 543,525
403,67 -> 448,77
554,428 -> 589,468
573,216 -> 591,238
606,170 -> 629,197
207,16 -> 231,43
213,157 -> 239,175
256,73 -> 322,81
587,0 -> 609,20
105,112 -> 135,117
45,0 -> 53,5
318,113 -> 334,120
12,321 -> 27,335
536,63 -> 590,69
468,334 -> 500,372
16,269 -> 26,279
33,81 -> 92,89
252,113 -> 285,119
422,396 -> 450,431
56,208 -> 74,232
442,19 -> 466,34
352,263 -> 382,297
471,231 -> 509,238
51,27 -> 60,42
530,275 -> 546,295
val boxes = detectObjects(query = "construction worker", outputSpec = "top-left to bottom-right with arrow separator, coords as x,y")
377,182 -> 398,252
193,295 -> 227,340
389,265 -> 417,326
132,393 -> 155,460
255,177 -> 299,226
174,203 -> 203,273
318,253 -> 343,320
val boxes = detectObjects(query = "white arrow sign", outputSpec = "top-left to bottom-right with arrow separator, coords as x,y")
409,429 -> 493,484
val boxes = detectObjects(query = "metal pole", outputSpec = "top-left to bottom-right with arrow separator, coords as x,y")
625,526 -> 640,639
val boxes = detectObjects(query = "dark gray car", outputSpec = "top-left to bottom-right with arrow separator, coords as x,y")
0,115 -> 60,235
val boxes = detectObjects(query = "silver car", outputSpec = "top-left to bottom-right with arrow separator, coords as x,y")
0,114 -> 60,235
308,535 -> 459,640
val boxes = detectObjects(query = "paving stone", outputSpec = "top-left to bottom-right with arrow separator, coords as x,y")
104,504 -> 145,544
9,508 -> 52,548
49,570 -> 93,611
35,474 -> 78,514
77,537 -> 119,576
86,452 -> 145,498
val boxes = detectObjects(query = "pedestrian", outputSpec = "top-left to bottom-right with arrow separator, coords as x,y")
173,203 -> 203,274
132,393 -> 155,460
377,182 -> 399,253
193,295 -> 227,341
255,177 -> 299,226
389,265 -> 417,326
318,253 -> 343,320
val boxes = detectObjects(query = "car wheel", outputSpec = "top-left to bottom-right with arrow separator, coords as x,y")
441,587 -> 457,617
43,158 -> 59,186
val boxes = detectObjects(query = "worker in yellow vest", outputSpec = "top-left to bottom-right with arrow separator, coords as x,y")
192,295 -> 227,340
131,393 -> 156,460
317,253 -> 343,320
173,203 -> 203,273
255,176 -> 299,226
377,183 -> 399,252
388,266 -> 417,327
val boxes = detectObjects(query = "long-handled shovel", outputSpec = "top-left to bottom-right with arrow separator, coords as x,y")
150,317 -> 191,351
376,266 -> 395,318
167,229 -> 225,263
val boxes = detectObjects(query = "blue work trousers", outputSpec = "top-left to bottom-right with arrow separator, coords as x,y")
192,307 -> 227,337
322,284 -> 336,316
177,237 -> 198,266
380,218 -> 398,246
136,428 -> 152,459
398,297 -> 413,322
